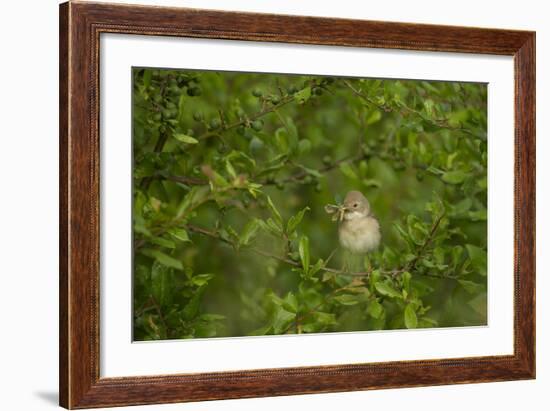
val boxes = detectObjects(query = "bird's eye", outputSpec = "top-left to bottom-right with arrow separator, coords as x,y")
353,203 -> 358,208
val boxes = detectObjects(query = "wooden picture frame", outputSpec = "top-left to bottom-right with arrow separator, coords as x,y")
59,1 -> 535,408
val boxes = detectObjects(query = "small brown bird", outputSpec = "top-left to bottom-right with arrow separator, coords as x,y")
337,191 -> 381,255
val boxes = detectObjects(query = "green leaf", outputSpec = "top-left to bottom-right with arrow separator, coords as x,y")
294,87 -> 311,104
339,163 -> 358,180
404,304 -> 418,329
333,294 -> 359,306
226,149 -> 256,169
362,179 -> 381,188
298,236 -> 310,276
466,244 -> 487,276
257,218 -> 282,236
402,271 -> 412,293
191,274 -> 214,286
297,164 -> 322,178
286,207 -> 310,234
265,218 -> 284,235
141,248 -> 183,270
393,223 -> 410,242
418,317 -> 438,328
249,324 -> 272,336
451,245 -> 464,267
174,133 -> 198,144
312,311 -> 337,326
182,285 -> 206,320
468,209 -> 487,221
441,170 -> 466,185
202,165 -> 229,188
369,269 -> 381,290
225,159 -> 237,179
176,186 -> 210,218
266,196 -> 283,227
267,290 -> 284,306
446,152 -> 459,169
423,99 -> 435,115
151,261 -> 174,306
255,162 -> 286,178
452,198 -> 473,215
240,219 -> 261,246
194,321 -> 218,338
374,282 -> 402,299
168,228 -> 191,243
149,236 -> 176,249
309,258 -> 325,276
298,139 -> 312,155
283,292 -> 298,313
199,313 -> 225,322
143,69 -> 152,87
366,300 -> 384,319
177,93 -> 186,119
366,109 -> 382,125
272,306 -> 296,334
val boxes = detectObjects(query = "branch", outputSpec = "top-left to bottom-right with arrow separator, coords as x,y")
281,213 -> 448,334
139,208 -> 448,284
161,174 -> 208,185
196,94 -> 297,141
149,295 -> 170,339
272,153 -> 364,185
139,79 -> 171,190
185,214 -> 449,282
405,212 -> 446,272
149,152 -> 366,188
282,282 -> 366,334
342,80 -> 477,137
185,223 -> 372,276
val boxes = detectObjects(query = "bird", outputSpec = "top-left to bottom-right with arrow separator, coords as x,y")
337,190 -> 381,255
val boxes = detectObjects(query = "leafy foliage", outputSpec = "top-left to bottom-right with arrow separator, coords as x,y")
132,68 -> 487,340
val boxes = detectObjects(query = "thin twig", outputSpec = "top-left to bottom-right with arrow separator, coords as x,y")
342,80 -> 476,137
147,151 -> 366,188
405,212 -> 446,272
185,219 -> 450,280
149,295 -> 170,338
185,223 -> 371,276
282,283 -> 365,334
196,94 -> 297,141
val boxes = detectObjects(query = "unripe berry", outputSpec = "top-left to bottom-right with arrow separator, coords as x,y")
209,118 -> 221,130
251,119 -> 264,131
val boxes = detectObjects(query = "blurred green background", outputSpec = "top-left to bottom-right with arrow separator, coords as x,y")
132,68 -> 487,340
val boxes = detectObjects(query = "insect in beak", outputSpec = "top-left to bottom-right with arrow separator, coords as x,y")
325,204 -> 347,222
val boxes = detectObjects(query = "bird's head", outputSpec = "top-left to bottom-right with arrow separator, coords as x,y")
342,190 -> 371,220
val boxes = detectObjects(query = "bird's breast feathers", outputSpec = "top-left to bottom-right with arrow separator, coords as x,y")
338,216 -> 381,254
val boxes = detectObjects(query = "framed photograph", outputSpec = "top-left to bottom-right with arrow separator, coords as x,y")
59,2 -> 535,408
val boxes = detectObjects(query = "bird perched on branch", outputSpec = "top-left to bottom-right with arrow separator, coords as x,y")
338,190 -> 381,254
325,190 -> 381,271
